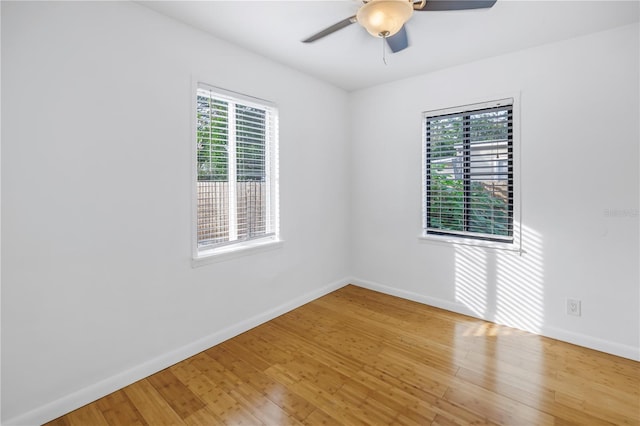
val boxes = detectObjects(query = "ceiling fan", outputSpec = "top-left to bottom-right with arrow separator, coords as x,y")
302,0 -> 497,54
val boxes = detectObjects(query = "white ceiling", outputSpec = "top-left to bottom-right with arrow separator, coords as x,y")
140,0 -> 639,91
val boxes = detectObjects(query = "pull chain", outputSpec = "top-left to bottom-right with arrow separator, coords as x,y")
380,31 -> 389,66
382,36 -> 387,65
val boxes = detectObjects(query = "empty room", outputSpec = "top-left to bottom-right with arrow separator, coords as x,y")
2,0 -> 639,425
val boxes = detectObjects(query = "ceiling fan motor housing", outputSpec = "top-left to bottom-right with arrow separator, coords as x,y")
356,0 -> 414,38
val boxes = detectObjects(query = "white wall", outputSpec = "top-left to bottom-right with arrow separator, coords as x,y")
350,23 -> 639,360
1,1 -> 350,423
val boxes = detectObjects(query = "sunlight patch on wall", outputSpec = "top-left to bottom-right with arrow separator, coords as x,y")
453,223 -> 545,334
454,245 -> 488,317
495,224 -> 544,333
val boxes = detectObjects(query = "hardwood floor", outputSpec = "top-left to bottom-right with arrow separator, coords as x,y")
46,285 -> 640,425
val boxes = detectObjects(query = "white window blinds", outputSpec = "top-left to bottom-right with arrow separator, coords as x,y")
424,99 -> 513,242
196,84 -> 278,253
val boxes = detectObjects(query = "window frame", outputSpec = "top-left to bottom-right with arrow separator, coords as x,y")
191,82 -> 280,266
420,96 -> 521,251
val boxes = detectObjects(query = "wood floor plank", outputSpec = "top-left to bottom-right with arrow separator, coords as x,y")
430,413 -> 461,426
555,385 -> 640,425
277,355 -> 350,394
444,382 -> 556,426
182,406 -> 224,426
455,366 -> 614,425
301,408 -> 342,425
431,397 -> 499,426
331,381 -> 399,425
95,389 -> 148,426
63,403 -> 110,426
265,365 -> 367,425
44,285 -> 640,426
366,347 -> 453,397
147,368 -> 206,419
222,327 -> 296,366
171,360 -> 263,425
225,386 -> 305,426
44,418 -> 70,426
348,369 -> 438,424
123,379 -> 186,426
206,345 -> 317,421
261,322 -> 365,376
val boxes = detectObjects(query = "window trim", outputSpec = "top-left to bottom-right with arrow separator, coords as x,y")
191,80 -> 280,264
192,237 -> 284,267
420,95 -> 521,252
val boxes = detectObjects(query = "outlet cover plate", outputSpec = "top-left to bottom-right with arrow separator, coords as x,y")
567,299 -> 581,316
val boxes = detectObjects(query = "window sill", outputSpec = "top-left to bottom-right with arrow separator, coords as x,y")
418,234 -> 522,253
192,238 -> 284,267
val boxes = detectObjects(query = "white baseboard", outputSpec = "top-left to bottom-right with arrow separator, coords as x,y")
4,277 -> 351,426
350,277 -> 640,362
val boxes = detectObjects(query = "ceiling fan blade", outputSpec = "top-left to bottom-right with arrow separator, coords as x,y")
386,26 -> 409,53
302,16 -> 357,43
416,0 -> 497,11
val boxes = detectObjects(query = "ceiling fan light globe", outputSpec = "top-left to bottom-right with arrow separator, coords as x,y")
356,0 -> 413,38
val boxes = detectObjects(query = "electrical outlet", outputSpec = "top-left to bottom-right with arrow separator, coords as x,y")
567,299 -> 581,316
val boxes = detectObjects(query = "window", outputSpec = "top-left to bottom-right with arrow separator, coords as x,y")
194,84 -> 279,259
423,99 -> 514,243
